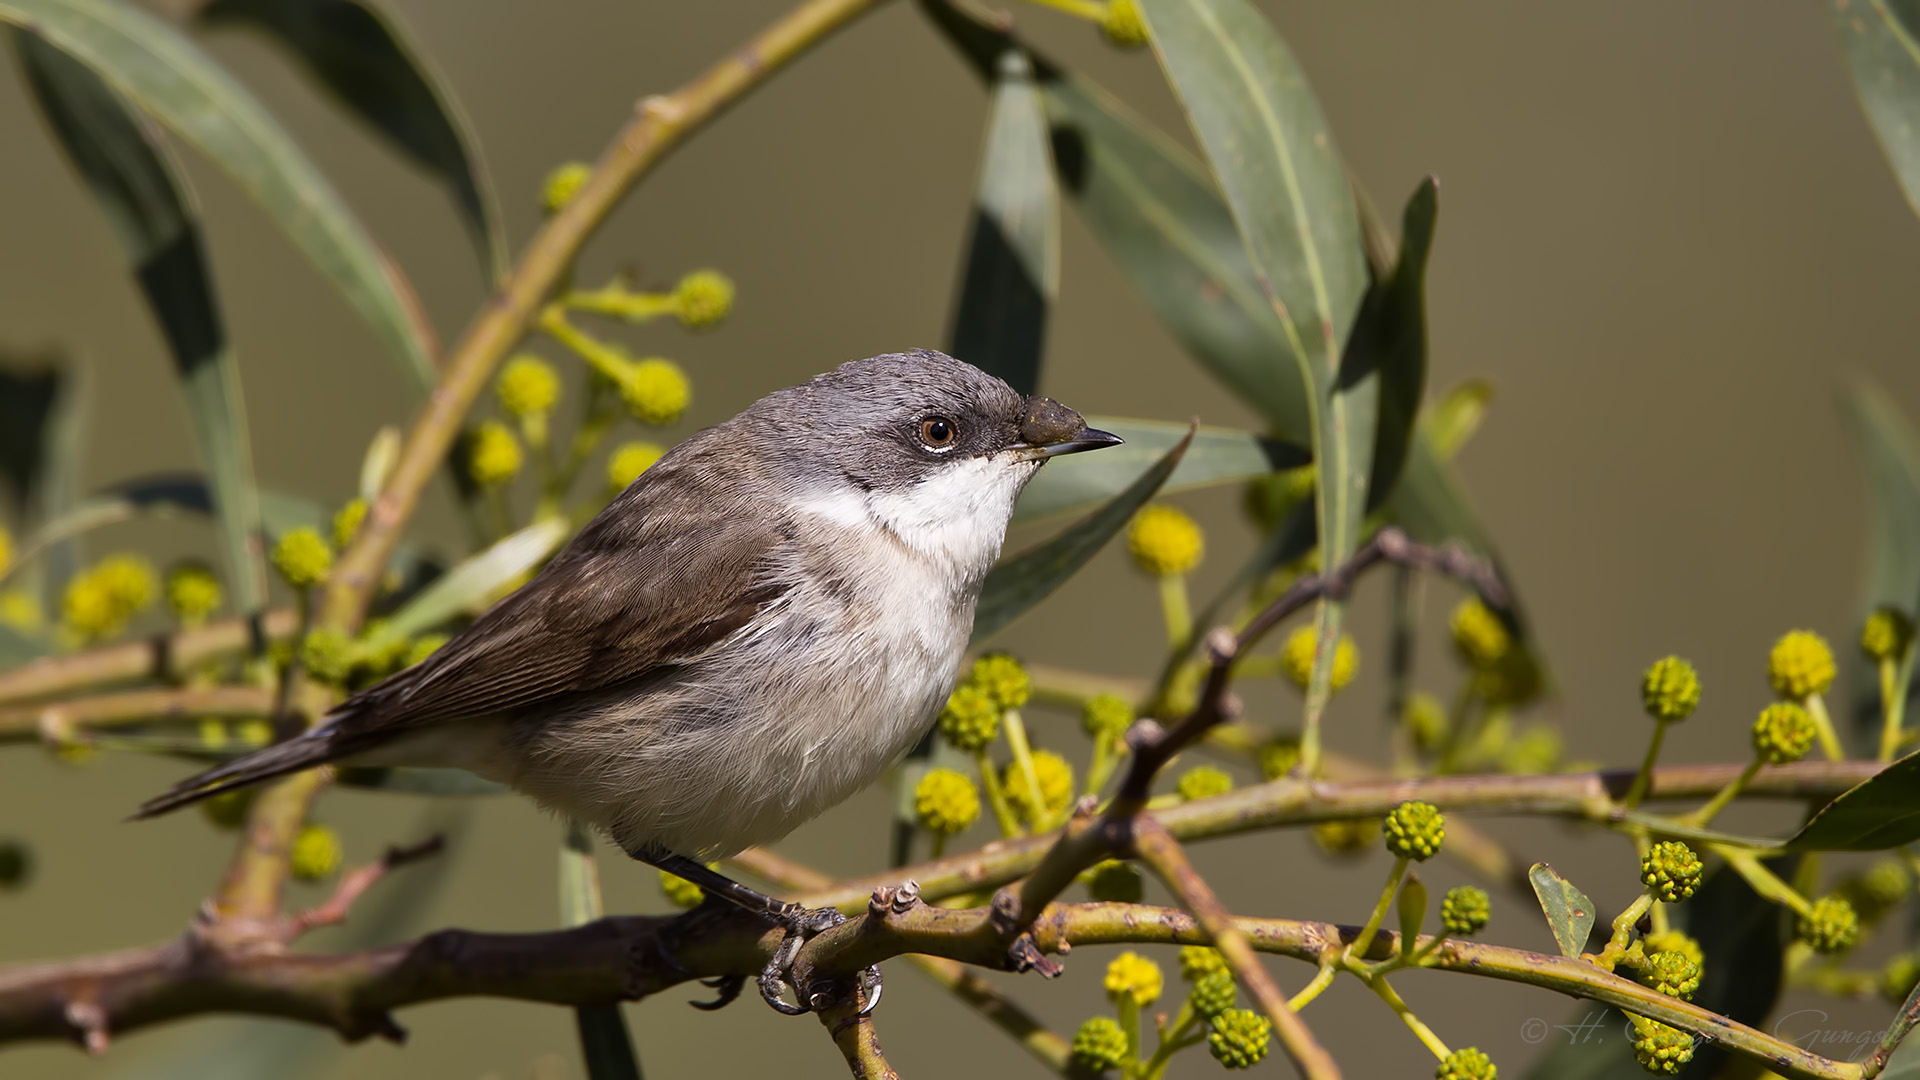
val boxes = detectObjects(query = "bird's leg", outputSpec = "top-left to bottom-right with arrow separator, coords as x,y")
627,847 -> 879,1016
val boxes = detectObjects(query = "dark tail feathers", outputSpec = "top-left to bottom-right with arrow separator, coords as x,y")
132,727 -> 346,819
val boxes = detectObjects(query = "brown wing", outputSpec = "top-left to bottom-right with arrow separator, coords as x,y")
328,454 -> 793,738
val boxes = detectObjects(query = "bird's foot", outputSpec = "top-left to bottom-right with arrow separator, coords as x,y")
655,894 -> 753,1010
756,903 -> 883,1017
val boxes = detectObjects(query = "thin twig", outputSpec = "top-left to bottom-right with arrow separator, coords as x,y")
0,609 -> 300,706
277,836 -> 446,942
0,685 -> 277,742
818,989 -> 899,1079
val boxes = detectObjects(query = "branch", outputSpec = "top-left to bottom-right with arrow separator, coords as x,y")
0,686 -> 277,743
276,836 -> 446,942
818,989 -> 897,1080
0,609 -> 299,707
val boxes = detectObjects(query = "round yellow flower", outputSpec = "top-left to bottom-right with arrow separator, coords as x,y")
63,554 -> 157,640
1127,503 -> 1204,577
290,824 -> 342,882
165,562 -> 222,625
1450,599 -> 1511,669
541,161 -> 592,213
1279,625 -> 1358,693
1863,607 -> 1916,663
1769,630 -> 1836,699
497,355 -> 561,417
673,270 -> 735,329
913,768 -> 981,836
467,420 -> 523,487
331,498 -> 368,551
621,358 -> 691,426
1103,951 -> 1163,1007
1004,749 -> 1074,826
607,441 -> 666,492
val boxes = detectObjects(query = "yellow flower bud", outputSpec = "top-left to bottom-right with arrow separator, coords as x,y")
1769,630 -> 1837,699
467,420 -> 523,487
913,768 -> 981,836
607,441 -> 665,492
1127,504 -> 1203,577
1103,951 -> 1163,1007
1450,599 -> 1511,669
497,355 -> 561,417
165,562 -> 222,626
541,161 -> 592,213
1279,626 -> 1358,693
62,554 -> 157,641
0,524 -> 10,574
1102,0 -> 1148,47
290,824 -> 342,882
331,499 -> 368,551
621,359 -> 691,426
673,270 -> 735,329
1004,749 -> 1074,826
271,529 -> 333,590
0,588 -> 42,634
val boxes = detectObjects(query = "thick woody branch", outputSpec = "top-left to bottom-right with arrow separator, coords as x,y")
0,610 -> 299,707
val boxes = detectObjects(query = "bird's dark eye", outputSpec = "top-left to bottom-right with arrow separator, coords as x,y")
919,416 -> 958,450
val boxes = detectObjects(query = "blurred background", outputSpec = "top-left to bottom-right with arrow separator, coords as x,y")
2,0 -> 1916,1076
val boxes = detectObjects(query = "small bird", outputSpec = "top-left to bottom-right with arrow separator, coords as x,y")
138,349 -> 1119,1006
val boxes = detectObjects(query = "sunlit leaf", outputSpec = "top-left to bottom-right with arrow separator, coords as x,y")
1012,416 -> 1303,526
1528,862 -> 1595,959
1787,751 -> 1920,850
560,819 -> 642,1079
1357,177 -> 1437,509
363,516 -> 567,648
196,0 -> 504,279
0,0 -> 439,389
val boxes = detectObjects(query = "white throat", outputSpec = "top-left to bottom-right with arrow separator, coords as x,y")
793,453 -> 1038,581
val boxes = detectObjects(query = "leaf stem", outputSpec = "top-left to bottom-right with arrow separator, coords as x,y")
976,748 -> 1023,837
1347,856 -> 1409,963
1684,757 -> 1762,828
1157,573 -> 1192,648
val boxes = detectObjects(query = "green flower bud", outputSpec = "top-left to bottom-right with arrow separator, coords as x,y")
1629,1016 -> 1696,1075
1189,970 -> 1237,1020
1450,599 -> 1511,669
1842,858 -> 1912,924
165,562 -> 222,626
1312,817 -> 1377,858
1441,886 -> 1490,936
1102,0 -> 1148,47
497,354 -> 561,417
1636,949 -> 1702,1000
1642,930 -> 1703,968
659,866 -> 707,909
673,270 -> 735,329
235,719 -> 273,749
1081,859 -> 1145,903
1280,626 -> 1359,693
1403,692 -> 1448,753
1476,648 -> 1544,709
332,498 -> 368,551
607,441 -> 665,492
467,420 -> 523,486
1176,765 -> 1234,803
271,529 -> 332,590
1883,952 -> 1920,1004
1640,841 -> 1703,903
1259,739 -> 1302,780
1104,951 -> 1163,1007
0,840 -> 32,889
1004,749 -> 1074,826
0,587 -> 43,635
1751,701 -> 1816,765
1206,1009 -> 1272,1069
1070,1016 -> 1130,1072
1383,801 -> 1445,861
406,633 -> 450,668
300,626 -> 358,687
1436,1047 -> 1498,1080
1179,945 -> 1228,982
1797,895 -> 1861,954
1769,630 -> 1836,699
1862,607 -> 1915,663
913,767 -> 980,836
1501,724 -> 1564,775
970,652 -> 1032,709
541,161 -> 592,213
1640,656 -> 1701,722
620,358 -> 691,426
1127,504 -> 1203,577
1082,693 -> 1134,741
200,788 -> 254,829
937,683 -> 999,751
290,823 -> 342,882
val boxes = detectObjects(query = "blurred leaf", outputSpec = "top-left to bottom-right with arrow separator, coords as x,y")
0,355 -> 65,525
973,424 -> 1195,643
561,819 -> 643,1080
13,28 -> 269,620
1012,416 -> 1304,525
1426,379 -> 1494,460
196,0 -> 504,279
1843,381 -> 1920,743
335,766 -> 505,795
1357,177 -> 1437,510
1528,862 -> 1595,959
0,352 -> 83,614
1137,0 -> 1371,719
1832,0 -> 1920,223
1787,751 -> 1920,850
363,516 -> 567,648
0,0 -> 439,390
949,50 -> 1057,396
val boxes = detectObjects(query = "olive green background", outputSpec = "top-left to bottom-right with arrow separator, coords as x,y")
1,1 -> 1914,1076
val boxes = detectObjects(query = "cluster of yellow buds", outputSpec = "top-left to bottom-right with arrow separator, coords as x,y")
1279,624 -> 1358,694
62,554 -> 157,642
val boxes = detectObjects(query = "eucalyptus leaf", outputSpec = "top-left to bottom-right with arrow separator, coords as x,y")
561,819 -> 643,1079
13,28 -> 268,620
1011,416 -> 1303,526
1843,381 -> 1920,747
1786,751 -> 1920,850
363,516 -> 567,648
0,0 -> 438,390
973,424 -> 1195,643
1831,0 -> 1920,222
1137,0 -> 1371,721
948,49 -> 1057,397
196,0 -> 504,279
1358,177 -> 1436,510
0,352 -> 82,615
1528,862 -> 1595,959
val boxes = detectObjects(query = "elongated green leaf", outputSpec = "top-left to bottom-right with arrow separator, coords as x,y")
1137,0 -> 1370,728
0,352 -> 82,618
1787,751 -> 1920,850
562,819 -> 643,1080
14,28 -> 268,620
1833,0 -> 1920,222
0,0 -> 438,390
973,425 -> 1194,643
1844,382 -> 1920,745
1012,416 -> 1303,525
1358,177 -> 1437,509
364,516 -> 567,648
196,0 -> 504,279
1528,862 -> 1595,959
949,50 -> 1057,396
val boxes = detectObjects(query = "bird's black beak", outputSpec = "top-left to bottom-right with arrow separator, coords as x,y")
1015,396 -> 1125,461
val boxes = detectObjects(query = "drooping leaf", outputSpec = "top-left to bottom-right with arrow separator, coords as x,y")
0,352 -> 83,611
13,28 -> 268,620
0,354 -> 65,523
948,49 -> 1057,397
362,516 -> 567,649
1842,381 -> 1920,746
1136,0 -> 1371,725
195,0 -> 504,279
1011,417 -> 1303,526
1831,0 -> 1920,223
1528,862 -> 1595,959
0,0 -> 438,390
1357,177 -> 1437,510
561,819 -> 643,1080
973,425 -> 1195,643
1787,751 -> 1920,850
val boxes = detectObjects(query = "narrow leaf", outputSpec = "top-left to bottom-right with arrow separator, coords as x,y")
949,49 -> 1057,396
0,0 -> 438,389
0,352 -> 83,614
13,28 -> 268,619
973,424 -> 1195,643
1358,177 -> 1437,509
1832,0 -> 1920,222
364,516 -> 567,647
562,819 -> 643,1079
1787,751 -> 1920,850
196,0 -> 504,279
1012,416 -> 1303,525
1843,381 -> 1920,744
1528,862 -> 1595,959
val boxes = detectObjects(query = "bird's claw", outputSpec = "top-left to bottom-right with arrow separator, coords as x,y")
753,904 -> 883,1017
